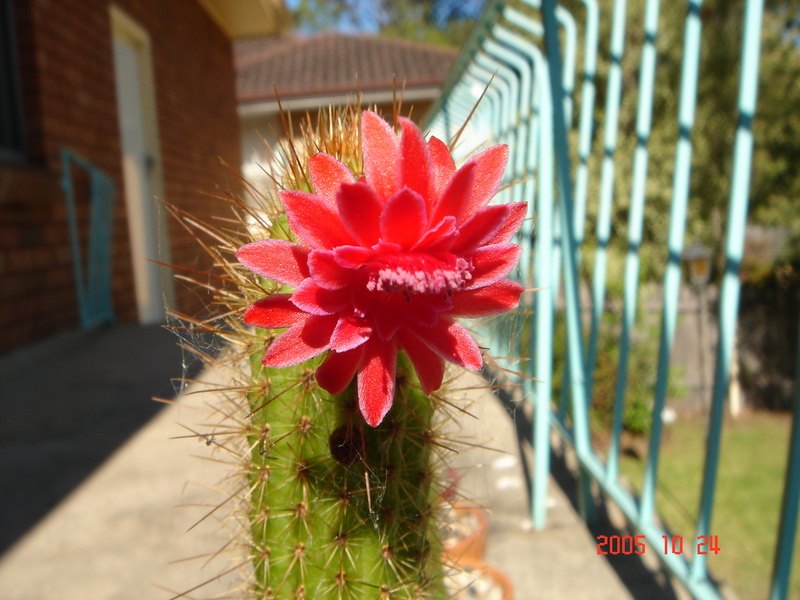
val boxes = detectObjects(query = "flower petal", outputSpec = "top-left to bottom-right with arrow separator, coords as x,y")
371,302 -> 404,340
463,144 -> 509,218
450,204 -> 510,255
397,329 -> 445,394
291,279 -> 349,315
281,190 -> 353,249
244,294 -> 306,328
465,244 -> 522,290
308,249 -> 355,290
407,318 -> 482,370
413,215 -> 457,252
357,337 -> 397,427
236,239 -> 310,286
334,245 -> 376,268
372,241 -> 402,253
316,347 -> 363,395
448,280 -> 524,317
362,110 -> 399,201
380,187 -> 428,249
485,202 -> 528,245
263,315 -> 337,367
330,316 -> 373,352
309,152 -> 355,203
336,182 -> 383,247
399,117 -> 433,207
415,292 -> 454,314
430,162 -> 475,227
404,299 -> 441,328
429,136 -> 456,201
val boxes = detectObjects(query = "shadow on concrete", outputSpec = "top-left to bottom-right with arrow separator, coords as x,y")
485,368 -> 686,600
0,324 -> 211,555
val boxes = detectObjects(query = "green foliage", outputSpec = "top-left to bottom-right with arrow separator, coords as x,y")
549,308 -> 658,436
291,0 -> 354,32
559,0 -> 800,282
290,0 -> 486,48
378,1 -> 480,47
512,287 -> 683,437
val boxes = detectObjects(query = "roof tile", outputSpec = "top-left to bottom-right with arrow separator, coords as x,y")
236,33 -> 458,101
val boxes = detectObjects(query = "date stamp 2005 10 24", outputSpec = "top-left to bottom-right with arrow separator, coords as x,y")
596,535 -> 721,556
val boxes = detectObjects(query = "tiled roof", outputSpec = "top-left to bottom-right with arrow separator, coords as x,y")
235,33 -> 458,101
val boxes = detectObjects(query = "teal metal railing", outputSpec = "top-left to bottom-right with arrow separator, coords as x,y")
61,149 -> 116,329
424,1 -> 800,599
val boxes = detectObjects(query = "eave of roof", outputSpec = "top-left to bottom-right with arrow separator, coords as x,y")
198,0 -> 292,38
239,86 -> 443,117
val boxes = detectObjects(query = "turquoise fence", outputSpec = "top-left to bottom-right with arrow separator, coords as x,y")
61,149 -> 117,329
424,1 -> 800,599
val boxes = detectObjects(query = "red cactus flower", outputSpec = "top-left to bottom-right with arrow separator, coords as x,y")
237,111 -> 526,427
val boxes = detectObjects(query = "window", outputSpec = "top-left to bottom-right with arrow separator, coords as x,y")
0,0 -> 25,160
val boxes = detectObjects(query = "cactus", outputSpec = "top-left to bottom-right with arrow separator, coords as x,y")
172,105 -> 525,599
245,352 -> 447,599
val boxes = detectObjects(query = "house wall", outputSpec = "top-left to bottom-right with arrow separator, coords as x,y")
0,0 -> 241,354
239,99 -> 435,196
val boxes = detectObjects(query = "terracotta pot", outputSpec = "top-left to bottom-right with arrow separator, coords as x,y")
442,502 -> 490,566
445,562 -> 514,600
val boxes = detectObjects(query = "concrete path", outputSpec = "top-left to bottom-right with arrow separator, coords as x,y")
0,325 -> 635,600
443,371 -> 634,600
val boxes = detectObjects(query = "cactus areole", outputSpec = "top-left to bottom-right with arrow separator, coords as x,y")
237,111 -> 525,427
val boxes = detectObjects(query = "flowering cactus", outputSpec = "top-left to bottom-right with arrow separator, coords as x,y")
238,111 -> 526,428
181,107 -> 525,599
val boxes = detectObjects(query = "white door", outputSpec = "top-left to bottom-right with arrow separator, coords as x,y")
111,7 -> 173,324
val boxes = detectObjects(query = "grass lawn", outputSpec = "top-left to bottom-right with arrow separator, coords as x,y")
618,411 -> 800,600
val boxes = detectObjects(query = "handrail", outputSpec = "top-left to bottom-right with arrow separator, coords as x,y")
422,0 -> 798,597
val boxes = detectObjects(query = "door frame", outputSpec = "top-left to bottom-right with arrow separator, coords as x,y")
110,4 -> 174,324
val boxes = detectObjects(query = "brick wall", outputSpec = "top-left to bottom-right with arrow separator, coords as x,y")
0,0 -> 241,354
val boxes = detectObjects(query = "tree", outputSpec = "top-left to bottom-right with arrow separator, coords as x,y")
291,0 -> 487,47
561,0 -> 800,282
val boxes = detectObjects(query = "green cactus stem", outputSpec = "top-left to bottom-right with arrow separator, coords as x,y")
246,342 -> 448,600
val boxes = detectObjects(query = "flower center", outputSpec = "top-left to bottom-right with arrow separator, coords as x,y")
364,252 -> 472,296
